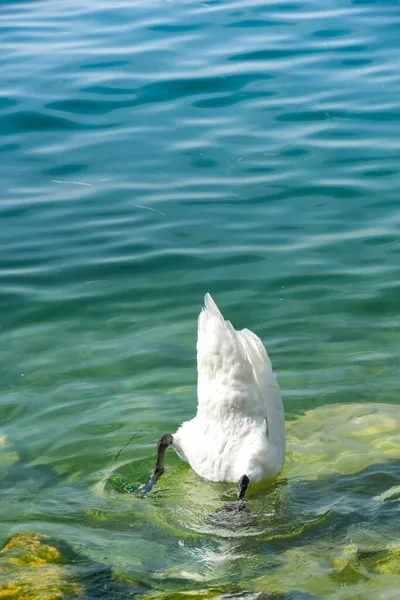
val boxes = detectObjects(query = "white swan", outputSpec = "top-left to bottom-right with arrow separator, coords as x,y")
141,293 -> 285,500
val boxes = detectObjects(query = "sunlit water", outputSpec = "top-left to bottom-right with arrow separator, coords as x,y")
1,0 -> 400,598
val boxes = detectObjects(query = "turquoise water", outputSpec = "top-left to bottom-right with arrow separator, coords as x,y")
1,0 -> 400,597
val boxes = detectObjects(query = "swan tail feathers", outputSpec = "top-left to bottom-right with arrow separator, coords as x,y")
197,295 -> 251,404
204,292 -> 221,317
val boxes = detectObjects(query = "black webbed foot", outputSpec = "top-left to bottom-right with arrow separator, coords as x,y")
206,474 -> 251,526
206,499 -> 251,529
138,433 -> 173,497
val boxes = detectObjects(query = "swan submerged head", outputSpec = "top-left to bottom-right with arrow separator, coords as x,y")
140,293 -> 285,501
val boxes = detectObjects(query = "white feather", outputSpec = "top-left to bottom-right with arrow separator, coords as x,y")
172,293 -> 285,484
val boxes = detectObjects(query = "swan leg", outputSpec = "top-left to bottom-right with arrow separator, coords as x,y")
237,474 -> 250,500
139,433 -> 173,496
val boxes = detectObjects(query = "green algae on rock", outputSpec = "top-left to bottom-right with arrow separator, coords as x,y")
252,539 -> 400,600
284,403 -> 400,480
0,532 -> 83,599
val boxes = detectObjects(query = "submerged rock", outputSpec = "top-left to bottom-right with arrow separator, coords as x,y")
0,532 -> 82,599
253,538 -> 400,600
136,585 -> 314,599
285,403 -> 400,479
0,531 -> 143,599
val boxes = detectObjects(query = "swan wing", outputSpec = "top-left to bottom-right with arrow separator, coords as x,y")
236,327 -> 285,453
196,294 -> 283,439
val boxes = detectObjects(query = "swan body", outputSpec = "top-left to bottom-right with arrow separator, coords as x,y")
173,293 -> 285,485
141,293 -> 285,498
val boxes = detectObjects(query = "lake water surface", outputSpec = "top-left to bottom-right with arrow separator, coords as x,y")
1,0 -> 400,598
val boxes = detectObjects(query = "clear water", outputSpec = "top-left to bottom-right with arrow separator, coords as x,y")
1,0 -> 400,598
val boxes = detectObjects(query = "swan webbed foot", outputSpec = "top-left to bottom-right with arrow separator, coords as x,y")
237,474 -> 250,500
138,433 -> 173,497
206,498 -> 250,528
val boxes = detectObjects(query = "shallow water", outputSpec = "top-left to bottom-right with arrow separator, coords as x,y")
1,0 -> 400,598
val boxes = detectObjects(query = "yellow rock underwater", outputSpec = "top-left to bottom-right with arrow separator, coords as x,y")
0,532 -> 82,599
285,402 -> 400,479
